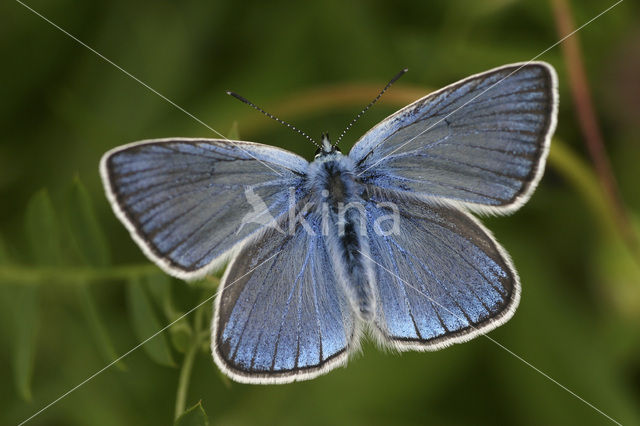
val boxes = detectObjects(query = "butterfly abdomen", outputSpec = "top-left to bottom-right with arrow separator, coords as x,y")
307,153 -> 375,321
338,206 -> 374,320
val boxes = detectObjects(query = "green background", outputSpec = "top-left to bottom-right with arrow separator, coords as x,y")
2,0 -> 640,424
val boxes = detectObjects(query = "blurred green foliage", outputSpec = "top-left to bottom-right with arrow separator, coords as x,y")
2,0 -> 640,424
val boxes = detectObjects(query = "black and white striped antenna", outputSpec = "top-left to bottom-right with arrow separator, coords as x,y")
334,68 -> 408,147
226,91 -> 321,149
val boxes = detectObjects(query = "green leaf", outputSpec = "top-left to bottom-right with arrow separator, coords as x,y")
146,273 -> 178,319
11,189 -> 62,400
145,274 -> 192,353
25,189 -> 62,266
126,278 -> 176,367
227,121 -> 240,140
175,401 -> 209,426
169,319 -> 192,354
66,178 -> 123,368
593,214 -> 640,322
78,286 -> 126,370
1,233 -> 39,400
67,177 -> 111,267
11,286 -> 39,401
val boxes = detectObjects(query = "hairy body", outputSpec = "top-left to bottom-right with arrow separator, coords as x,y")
306,147 -> 376,321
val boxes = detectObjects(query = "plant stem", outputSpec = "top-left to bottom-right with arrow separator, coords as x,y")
551,0 -> 639,260
0,264 -> 159,285
174,304 -> 206,420
549,138 -> 617,234
0,264 -> 221,287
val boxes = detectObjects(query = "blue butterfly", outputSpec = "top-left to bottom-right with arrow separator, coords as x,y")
100,62 -> 558,384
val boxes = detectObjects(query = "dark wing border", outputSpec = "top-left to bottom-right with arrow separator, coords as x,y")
365,194 -> 520,351
350,61 -> 558,216
211,223 -> 360,384
100,137 -> 306,280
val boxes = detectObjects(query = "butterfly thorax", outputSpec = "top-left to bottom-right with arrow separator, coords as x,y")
306,152 -> 376,321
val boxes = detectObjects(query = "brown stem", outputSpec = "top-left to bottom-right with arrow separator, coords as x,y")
551,0 -> 639,258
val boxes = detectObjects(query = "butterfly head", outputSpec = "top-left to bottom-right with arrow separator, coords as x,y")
315,132 -> 341,159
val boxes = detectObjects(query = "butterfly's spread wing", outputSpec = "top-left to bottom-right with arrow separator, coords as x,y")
350,62 -> 558,214
212,215 -> 357,384
365,191 -> 518,349
100,138 -> 307,280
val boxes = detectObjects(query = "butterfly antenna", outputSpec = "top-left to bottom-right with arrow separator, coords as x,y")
334,68 -> 408,147
226,91 -> 321,149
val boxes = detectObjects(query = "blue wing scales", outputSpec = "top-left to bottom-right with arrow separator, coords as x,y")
365,190 -> 518,348
350,62 -> 558,214
100,138 -> 307,279
212,214 -> 357,383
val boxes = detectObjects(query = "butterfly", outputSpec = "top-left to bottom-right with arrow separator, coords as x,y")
100,62 -> 558,384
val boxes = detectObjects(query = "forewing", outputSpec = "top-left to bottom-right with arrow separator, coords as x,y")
351,62 -> 558,214
100,138 -> 307,279
212,214 -> 357,383
365,191 -> 518,349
